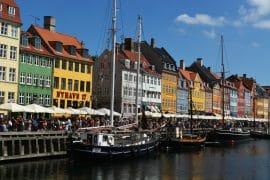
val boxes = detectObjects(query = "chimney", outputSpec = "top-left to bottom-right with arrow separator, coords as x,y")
179,59 -> 185,70
44,16 -> 56,32
124,38 -> 134,52
207,67 -> 211,72
243,74 -> 247,78
151,38 -> 155,48
196,58 -> 203,66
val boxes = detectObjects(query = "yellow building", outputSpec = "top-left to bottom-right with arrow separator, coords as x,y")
31,17 -> 93,108
162,71 -> 177,113
190,73 -> 205,113
0,0 -> 22,105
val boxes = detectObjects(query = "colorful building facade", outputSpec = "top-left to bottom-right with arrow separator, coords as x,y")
0,0 -> 21,105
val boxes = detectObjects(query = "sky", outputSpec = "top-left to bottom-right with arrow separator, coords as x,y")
16,0 -> 270,85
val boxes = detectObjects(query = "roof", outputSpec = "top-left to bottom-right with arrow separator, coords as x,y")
179,69 -> 196,81
0,0 -> 22,24
187,61 -> 219,86
20,31 -> 53,57
31,25 -> 93,63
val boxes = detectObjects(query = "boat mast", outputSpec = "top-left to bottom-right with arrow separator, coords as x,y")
110,0 -> 117,126
221,35 -> 225,126
189,87 -> 193,134
253,95 -> 256,131
135,15 -> 142,124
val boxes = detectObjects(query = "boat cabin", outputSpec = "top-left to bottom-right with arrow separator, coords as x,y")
80,132 -> 115,146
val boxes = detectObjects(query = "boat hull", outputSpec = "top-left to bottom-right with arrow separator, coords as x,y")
207,129 -> 251,145
250,131 -> 270,139
67,140 -> 159,160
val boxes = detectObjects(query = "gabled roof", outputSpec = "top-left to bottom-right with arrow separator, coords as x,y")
31,25 -> 93,63
187,61 -> 219,86
179,69 -> 196,81
0,0 -> 22,24
20,31 -> 53,57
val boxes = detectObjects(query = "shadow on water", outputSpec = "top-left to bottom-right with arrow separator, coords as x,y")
0,140 -> 270,180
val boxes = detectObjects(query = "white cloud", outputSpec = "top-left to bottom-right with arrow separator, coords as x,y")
202,29 -> 217,39
239,0 -> 270,22
254,20 -> 270,28
175,14 -> 226,26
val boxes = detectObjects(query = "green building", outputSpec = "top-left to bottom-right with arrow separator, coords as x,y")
18,31 -> 53,106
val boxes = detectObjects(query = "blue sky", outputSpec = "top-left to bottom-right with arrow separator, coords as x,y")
16,0 -> 270,85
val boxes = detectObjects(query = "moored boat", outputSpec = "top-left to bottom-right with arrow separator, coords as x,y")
250,130 -> 270,139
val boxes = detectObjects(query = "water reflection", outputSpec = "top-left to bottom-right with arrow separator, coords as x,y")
0,140 -> 270,180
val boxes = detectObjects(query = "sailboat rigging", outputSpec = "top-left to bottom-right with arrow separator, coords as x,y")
67,0 -> 159,160
207,35 -> 251,145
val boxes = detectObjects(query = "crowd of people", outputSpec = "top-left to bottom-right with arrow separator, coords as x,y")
0,114 -> 269,132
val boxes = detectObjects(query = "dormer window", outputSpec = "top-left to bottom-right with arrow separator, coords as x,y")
70,46 -> 76,56
34,36 -> 41,50
21,34 -> 28,47
8,6 -> 15,16
170,64 -> 174,71
55,41 -> 63,53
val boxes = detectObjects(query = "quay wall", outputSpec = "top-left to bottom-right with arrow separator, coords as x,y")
0,131 -> 68,162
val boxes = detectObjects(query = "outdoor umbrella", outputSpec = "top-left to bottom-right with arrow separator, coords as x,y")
25,104 -> 54,113
0,103 -> 35,112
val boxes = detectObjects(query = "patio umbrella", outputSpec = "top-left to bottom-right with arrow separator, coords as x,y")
25,104 -> 54,113
0,103 -> 35,112
48,106 -> 67,114
97,108 -> 121,116
67,107 -> 87,115
79,107 -> 105,116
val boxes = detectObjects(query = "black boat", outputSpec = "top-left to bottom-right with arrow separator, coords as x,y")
250,130 -> 270,139
67,126 -> 159,160
206,36 -> 251,146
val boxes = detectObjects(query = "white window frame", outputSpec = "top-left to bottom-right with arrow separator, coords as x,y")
0,66 -> 6,81
39,76 -> 44,87
20,54 -> 26,63
25,93 -> 31,104
11,26 -> 17,38
0,91 -> 5,104
0,44 -> 7,58
45,76 -> 51,87
8,6 -> 16,16
0,22 -> 8,35
33,75 -> 38,86
39,94 -> 44,105
19,93 -> 24,104
26,73 -> 32,85
8,92 -> 15,103
9,68 -> 16,82
45,95 -> 50,106
10,46 -> 17,60
20,72 -> 25,84
34,56 -> 39,66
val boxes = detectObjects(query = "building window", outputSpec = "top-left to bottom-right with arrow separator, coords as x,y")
80,81 -> 85,92
33,74 -> 38,86
11,26 -> 17,38
9,68 -> 16,82
27,55 -> 32,64
0,22 -> 8,35
34,56 -> 39,66
55,58 -> 60,68
45,95 -> 50,106
10,46 -> 17,60
20,54 -> 26,63
34,36 -> 41,50
0,44 -> 7,58
8,6 -> 16,16
0,91 -> 4,104
19,93 -> 24,104
39,75 -> 44,87
8,92 -> 15,103
75,62 -> 79,72
62,60 -> 67,69
55,42 -> 63,53
0,66 -> 6,81
39,94 -> 44,105
61,78 -> 66,90
20,72 -> 25,84
87,65 -> 91,74
70,46 -> 76,56
47,58 -> 52,68
74,80 -> 79,91
81,64 -> 85,73
86,81 -> 91,92
26,73 -> 32,85
21,34 -> 28,46
68,79 -> 73,91
54,77 -> 59,88
68,61 -> 73,71
45,76 -> 51,87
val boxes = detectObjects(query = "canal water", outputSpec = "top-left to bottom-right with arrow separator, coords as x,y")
1,140 -> 270,180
